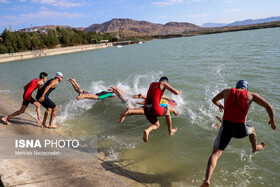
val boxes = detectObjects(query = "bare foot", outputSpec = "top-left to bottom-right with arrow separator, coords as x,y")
253,142 -> 266,153
214,123 -> 220,129
37,119 -> 42,124
119,114 -> 126,123
119,108 -> 129,123
41,124 -> 48,128
76,94 -> 84,100
143,130 -> 149,142
1,116 -> 12,125
216,116 -> 222,123
48,125 -> 58,129
171,108 -> 179,115
201,181 -> 210,187
169,127 -> 177,135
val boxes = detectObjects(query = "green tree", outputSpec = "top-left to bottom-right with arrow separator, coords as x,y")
60,30 -> 71,46
23,32 -> 32,50
0,45 -> 8,54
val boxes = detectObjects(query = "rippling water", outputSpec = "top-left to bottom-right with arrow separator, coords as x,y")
0,28 -> 279,186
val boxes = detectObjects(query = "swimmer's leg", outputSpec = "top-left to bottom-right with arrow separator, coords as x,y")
77,94 -> 98,100
165,109 -> 177,135
48,106 -> 58,128
143,121 -> 160,142
119,108 -> 144,123
249,126 -> 265,153
67,79 -> 83,94
1,105 -> 28,125
169,107 -> 179,115
201,148 -> 224,187
108,87 -> 127,102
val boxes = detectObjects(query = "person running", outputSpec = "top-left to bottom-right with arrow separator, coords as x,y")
143,76 -> 182,142
1,72 -> 48,125
201,80 -> 276,187
119,94 -> 179,123
36,72 -> 63,128
67,78 -> 127,102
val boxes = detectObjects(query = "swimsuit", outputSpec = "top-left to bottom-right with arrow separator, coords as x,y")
22,79 -> 40,106
36,79 -> 56,109
144,82 -> 167,124
214,88 -> 253,150
96,91 -> 114,100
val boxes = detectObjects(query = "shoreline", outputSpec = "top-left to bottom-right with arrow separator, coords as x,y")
0,43 -> 113,63
0,93 -> 145,187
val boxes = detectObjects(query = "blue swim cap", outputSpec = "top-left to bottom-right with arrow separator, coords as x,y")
236,80 -> 248,90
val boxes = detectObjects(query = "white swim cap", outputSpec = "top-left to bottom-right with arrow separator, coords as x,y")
55,72 -> 63,78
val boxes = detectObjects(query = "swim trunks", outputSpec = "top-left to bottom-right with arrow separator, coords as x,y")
82,90 -> 89,95
96,91 -> 114,100
214,120 -> 253,150
22,97 -> 36,106
40,98 -> 56,109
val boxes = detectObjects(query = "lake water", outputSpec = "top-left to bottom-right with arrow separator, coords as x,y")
0,28 -> 279,186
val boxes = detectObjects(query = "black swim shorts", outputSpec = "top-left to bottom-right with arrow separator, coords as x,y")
22,97 -> 36,106
214,120 -> 253,150
144,105 -> 167,124
40,98 -> 56,109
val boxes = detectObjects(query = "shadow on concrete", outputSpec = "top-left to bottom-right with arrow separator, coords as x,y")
101,161 -> 175,187
0,115 -> 40,128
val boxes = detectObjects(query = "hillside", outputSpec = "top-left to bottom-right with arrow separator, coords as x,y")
84,18 -> 201,36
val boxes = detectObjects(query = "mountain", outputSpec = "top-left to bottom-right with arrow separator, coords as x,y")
202,16 -> 280,27
202,23 -> 227,27
227,16 -> 280,26
34,25 -> 74,30
84,18 -> 201,36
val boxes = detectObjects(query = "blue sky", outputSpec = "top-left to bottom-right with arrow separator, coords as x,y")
0,0 -> 279,32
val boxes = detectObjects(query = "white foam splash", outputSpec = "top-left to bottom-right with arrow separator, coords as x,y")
55,71 -> 185,125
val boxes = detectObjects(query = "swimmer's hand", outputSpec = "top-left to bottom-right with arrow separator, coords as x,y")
218,105 -> 224,112
38,97 -> 44,102
269,120 -> 276,130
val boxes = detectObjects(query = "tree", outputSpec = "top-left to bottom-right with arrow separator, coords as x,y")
22,32 -> 32,50
0,45 -> 8,54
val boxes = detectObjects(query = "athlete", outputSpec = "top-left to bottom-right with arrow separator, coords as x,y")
1,72 -> 48,125
143,76 -> 182,142
36,72 -> 63,128
67,78 -> 127,102
119,94 -> 179,123
201,80 -> 276,187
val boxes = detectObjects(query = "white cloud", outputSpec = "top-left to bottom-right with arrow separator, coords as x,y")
31,0 -> 86,8
0,0 -> 10,3
189,13 -> 208,18
3,11 -> 85,24
152,0 -> 183,6
187,0 -> 202,2
223,9 -> 239,13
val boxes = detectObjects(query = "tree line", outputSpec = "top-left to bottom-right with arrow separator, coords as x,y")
0,27 -> 118,54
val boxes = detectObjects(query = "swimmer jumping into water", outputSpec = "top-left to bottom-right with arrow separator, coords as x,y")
67,79 -> 127,102
143,76 -> 182,142
119,94 -> 179,123
201,80 -> 276,187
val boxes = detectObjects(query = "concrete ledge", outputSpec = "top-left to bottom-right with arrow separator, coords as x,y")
0,43 -> 113,63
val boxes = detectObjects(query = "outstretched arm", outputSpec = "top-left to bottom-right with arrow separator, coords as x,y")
162,82 -> 182,95
252,93 -> 276,130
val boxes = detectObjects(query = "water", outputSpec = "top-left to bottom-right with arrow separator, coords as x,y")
0,28 -> 279,186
